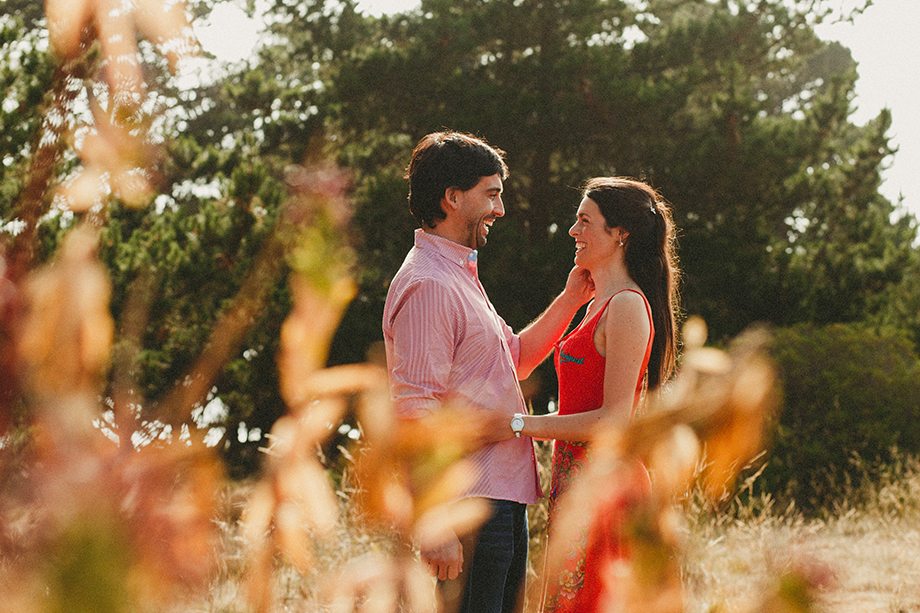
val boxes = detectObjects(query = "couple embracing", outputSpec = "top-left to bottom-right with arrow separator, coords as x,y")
382,131 -> 679,613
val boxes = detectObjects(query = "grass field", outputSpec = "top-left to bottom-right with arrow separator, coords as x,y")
184,449 -> 920,613
682,456 -> 920,613
682,502 -> 920,613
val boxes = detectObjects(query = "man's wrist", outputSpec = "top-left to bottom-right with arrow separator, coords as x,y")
557,289 -> 588,313
510,413 -> 525,437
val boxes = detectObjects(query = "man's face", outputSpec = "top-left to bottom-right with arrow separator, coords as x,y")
455,174 -> 504,250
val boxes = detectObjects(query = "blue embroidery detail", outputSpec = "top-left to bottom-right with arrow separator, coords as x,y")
559,351 -> 583,364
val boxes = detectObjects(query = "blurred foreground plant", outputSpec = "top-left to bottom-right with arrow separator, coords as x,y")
1,2 -> 488,613
1,2 -> 835,612
1,222 -> 226,613
0,2 -> 223,611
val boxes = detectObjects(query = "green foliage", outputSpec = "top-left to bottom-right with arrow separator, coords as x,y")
761,323 -> 920,512
5,0 -> 919,479
0,11 -> 55,216
97,190 -> 290,476
311,0 -> 920,407
871,252 -> 920,351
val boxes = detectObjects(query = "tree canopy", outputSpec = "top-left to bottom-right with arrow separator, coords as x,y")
1,0 -> 916,476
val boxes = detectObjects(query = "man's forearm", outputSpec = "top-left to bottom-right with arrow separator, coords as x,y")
516,290 -> 585,378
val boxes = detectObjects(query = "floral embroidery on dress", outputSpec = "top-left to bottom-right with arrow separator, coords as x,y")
544,440 -> 591,612
548,440 -> 588,523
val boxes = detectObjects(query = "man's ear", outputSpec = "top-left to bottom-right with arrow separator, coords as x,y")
443,186 -> 461,212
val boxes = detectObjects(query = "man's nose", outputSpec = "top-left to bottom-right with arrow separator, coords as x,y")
494,197 -> 505,217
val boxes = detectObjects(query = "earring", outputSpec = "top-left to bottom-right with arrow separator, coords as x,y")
618,237 -> 624,247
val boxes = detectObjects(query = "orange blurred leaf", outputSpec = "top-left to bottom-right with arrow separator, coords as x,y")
45,0 -> 93,58
18,225 -> 113,400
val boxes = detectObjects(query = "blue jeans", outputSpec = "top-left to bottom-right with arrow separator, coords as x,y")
442,499 -> 529,613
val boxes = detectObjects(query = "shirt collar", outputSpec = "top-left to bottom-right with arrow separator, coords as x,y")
414,228 -> 478,269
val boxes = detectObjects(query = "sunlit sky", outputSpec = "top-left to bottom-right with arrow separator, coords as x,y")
194,0 -> 919,220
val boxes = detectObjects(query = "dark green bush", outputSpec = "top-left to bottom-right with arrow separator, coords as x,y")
759,323 -> 920,513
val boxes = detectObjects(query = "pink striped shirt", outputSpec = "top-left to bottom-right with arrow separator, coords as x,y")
383,229 -> 542,504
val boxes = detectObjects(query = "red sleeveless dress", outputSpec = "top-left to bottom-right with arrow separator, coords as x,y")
543,289 -> 654,612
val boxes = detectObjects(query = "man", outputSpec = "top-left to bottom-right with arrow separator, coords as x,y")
382,131 -> 591,613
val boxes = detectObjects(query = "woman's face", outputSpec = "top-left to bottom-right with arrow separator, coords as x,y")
569,197 -> 620,269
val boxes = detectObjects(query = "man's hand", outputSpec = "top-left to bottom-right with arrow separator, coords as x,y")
564,265 -> 595,305
421,530 -> 464,581
469,408 -> 519,445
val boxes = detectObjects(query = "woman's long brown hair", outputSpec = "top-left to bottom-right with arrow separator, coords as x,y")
583,177 -> 680,390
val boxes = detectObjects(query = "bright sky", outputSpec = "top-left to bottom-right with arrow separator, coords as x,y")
813,0 -> 920,221
194,0 -> 919,220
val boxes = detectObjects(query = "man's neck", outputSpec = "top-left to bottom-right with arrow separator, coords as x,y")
423,222 -> 472,250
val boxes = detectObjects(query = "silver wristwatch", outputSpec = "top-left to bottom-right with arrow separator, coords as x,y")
510,413 -> 525,438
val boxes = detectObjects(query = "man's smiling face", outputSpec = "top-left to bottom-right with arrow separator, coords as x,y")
456,173 -> 504,250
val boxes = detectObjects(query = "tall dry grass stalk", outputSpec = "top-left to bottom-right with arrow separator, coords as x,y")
1,2 -> 837,612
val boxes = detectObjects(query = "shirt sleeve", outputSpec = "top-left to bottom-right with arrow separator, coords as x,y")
384,278 -> 459,419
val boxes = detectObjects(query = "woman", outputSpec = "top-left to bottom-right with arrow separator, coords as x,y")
502,177 -> 679,611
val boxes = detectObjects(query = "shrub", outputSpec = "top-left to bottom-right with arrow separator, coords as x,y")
760,323 -> 920,512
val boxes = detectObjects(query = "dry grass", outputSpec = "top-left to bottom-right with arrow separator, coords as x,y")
161,450 -> 920,613
681,455 -> 920,613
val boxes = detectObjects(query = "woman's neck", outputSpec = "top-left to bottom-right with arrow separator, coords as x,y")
589,262 -> 637,303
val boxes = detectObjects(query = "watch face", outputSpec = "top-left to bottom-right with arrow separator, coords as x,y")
511,416 -> 524,431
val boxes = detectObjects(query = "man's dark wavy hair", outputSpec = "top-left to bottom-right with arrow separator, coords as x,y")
405,131 -> 508,228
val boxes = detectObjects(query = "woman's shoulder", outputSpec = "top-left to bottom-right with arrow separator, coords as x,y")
605,289 -> 651,328
608,287 -> 648,309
